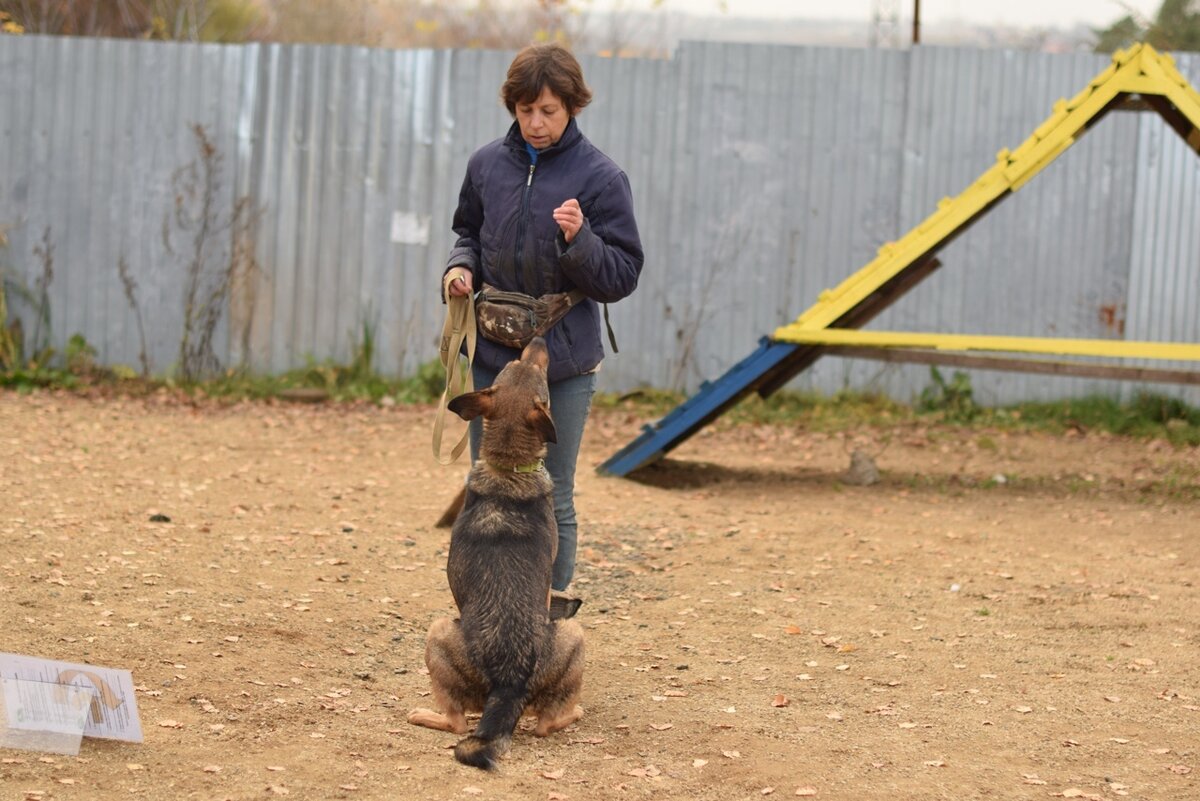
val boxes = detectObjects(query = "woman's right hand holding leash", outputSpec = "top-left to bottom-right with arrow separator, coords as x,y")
446,267 -> 474,298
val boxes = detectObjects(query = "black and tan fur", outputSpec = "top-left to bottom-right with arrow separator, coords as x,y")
408,337 -> 584,770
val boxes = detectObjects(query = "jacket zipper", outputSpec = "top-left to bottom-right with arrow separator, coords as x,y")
515,163 -> 536,294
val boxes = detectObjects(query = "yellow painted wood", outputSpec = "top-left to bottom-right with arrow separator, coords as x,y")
779,43 -> 1200,366
770,328 -> 1200,362
1009,135 -> 1074,192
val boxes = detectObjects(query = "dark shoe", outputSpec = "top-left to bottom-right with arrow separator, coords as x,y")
549,591 -> 582,620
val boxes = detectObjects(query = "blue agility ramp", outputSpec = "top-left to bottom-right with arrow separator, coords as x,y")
597,338 -> 807,477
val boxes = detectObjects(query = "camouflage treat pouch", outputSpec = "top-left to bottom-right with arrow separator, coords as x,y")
475,283 -> 585,350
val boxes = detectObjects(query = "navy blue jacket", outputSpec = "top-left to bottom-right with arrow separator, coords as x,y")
446,118 -> 643,383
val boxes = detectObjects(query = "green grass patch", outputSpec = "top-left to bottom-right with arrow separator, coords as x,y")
194,356 -> 446,404
4,336 -> 1200,450
594,382 -> 1200,447
998,393 -> 1200,445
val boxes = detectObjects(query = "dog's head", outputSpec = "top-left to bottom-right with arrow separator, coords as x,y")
448,338 -> 557,458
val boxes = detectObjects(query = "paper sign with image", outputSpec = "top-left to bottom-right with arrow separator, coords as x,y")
0,653 -> 143,747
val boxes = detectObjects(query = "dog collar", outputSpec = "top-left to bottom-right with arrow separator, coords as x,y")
486,459 -> 545,474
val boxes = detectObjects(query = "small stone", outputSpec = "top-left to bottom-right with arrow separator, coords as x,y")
843,450 -> 880,486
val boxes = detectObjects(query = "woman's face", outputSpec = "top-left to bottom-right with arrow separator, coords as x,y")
515,86 -> 570,150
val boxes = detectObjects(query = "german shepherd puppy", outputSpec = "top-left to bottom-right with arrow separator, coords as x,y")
408,337 -> 585,770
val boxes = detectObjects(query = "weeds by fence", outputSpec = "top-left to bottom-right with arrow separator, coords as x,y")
168,123 -> 261,382
116,254 -> 151,377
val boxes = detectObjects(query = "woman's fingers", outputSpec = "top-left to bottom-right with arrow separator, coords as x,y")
446,268 -> 473,296
554,198 -> 583,243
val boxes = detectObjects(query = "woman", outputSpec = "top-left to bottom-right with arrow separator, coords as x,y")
443,42 -> 644,596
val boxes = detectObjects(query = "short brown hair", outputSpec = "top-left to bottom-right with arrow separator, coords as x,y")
501,43 -> 592,117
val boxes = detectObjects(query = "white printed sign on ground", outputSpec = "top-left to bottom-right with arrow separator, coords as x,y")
0,678 -> 94,755
0,653 -> 143,754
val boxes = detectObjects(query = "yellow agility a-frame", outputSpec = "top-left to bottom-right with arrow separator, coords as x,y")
772,43 -> 1200,378
600,44 -> 1200,477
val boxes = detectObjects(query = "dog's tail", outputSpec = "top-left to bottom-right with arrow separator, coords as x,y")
453,685 -> 527,771
435,484 -> 466,529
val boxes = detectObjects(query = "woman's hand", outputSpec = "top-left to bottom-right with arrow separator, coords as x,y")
553,198 -> 584,244
445,267 -> 474,297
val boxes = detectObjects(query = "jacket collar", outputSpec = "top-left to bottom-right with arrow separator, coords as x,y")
503,117 -> 582,160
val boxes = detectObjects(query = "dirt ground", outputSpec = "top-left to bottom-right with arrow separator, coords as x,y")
1,389 -> 1198,801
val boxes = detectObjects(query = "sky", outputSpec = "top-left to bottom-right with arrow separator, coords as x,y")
609,1 -> 1164,30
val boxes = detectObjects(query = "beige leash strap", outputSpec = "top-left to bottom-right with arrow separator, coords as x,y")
432,274 -> 476,465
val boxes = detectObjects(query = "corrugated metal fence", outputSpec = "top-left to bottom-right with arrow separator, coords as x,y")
1,36 -> 1197,404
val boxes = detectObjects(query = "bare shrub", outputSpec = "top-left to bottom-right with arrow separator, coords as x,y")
165,123 -> 261,382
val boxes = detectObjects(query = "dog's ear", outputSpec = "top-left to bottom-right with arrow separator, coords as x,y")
527,398 -> 557,444
448,388 -> 495,421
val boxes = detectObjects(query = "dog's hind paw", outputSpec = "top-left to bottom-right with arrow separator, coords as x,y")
407,707 -> 468,733
534,704 -> 584,737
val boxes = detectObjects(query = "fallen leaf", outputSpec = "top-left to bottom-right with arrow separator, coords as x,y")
784,625 -> 803,635
762,788 -> 775,795
795,788 -> 817,797
548,794 -> 569,801
825,712 -> 843,721
772,694 -> 789,708
542,768 -> 565,780
338,785 -> 358,791
463,788 -> 483,796
126,764 -> 144,771
158,719 -> 183,729
267,786 -> 289,796
1166,765 -> 1192,775
202,765 -> 221,773
692,759 -> 708,768
57,779 -> 76,785
1014,706 -> 1033,714
649,723 -> 673,731
722,750 -> 741,759
924,760 -> 946,767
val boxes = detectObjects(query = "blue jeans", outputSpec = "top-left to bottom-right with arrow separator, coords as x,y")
469,363 -> 596,592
